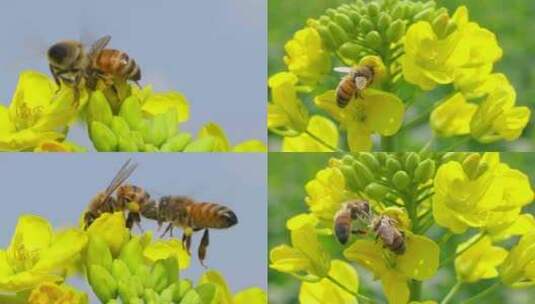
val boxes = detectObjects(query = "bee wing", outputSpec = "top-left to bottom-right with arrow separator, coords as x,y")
334,67 -> 353,73
100,159 -> 138,205
88,35 -> 111,58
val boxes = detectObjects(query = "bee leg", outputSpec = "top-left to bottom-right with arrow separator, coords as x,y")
352,229 -> 367,235
159,222 -> 173,238
134,81 -> 142,89
198,229 -> 209,268
49,65 -> 61,89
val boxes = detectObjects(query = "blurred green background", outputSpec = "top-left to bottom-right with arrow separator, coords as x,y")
268,152 -> 535,303
268,0 -> 535,152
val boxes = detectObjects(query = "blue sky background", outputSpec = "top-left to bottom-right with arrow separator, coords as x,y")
0,153 -> 267,299
0,0 -> 266,149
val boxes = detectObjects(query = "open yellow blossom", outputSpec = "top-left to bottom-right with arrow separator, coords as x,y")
470,75 -> 530,143
270,214 -> 331,280
268,72 -> 309,134
299,260 -> 358,304
284,27 -> 331,85
143,239 -> 191,270
199,270 -> 267,304
499,232 -> 535,288
33,140 -> 86,152
85,212 -> 129,256
0,215 -> 87,292
315,89 -> 404,151
455,235 -> 507,283
488,214 -> 535,241
305,166 -> 351,224
430,93 -> 477,137
433,153 -> 533,234
0,71 -> 85,151
28,282 -> 88,304
344,233 -> 439,304
198,122 -> 267,152
282,115 -> 339,152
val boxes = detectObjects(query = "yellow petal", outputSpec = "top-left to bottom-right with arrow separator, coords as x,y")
347,123 -> 372,152
0,105 -> 15,135
142,91 -> 189,123
282,115 -> 339,152
0,129 -> 64,152
198,122 -> 230,151
382,271 -> 410,304
0,250 -> 14,278
344,240 -> 387,278
360,89 -> 404,136
143,239 -> 191,270
234,288 -> 267,304
86,212 -> 129,256
270,244 -> 310,274
299,260 -> 358,304
199,270 -> 232,304
0,271 -> 63,292
7,215 -> 53,261
430,93 -> 477,137
8,71 -> 57,124
232,140 -> 267,152
455,236 -> 507,282
397,234 -> 440,280
32,229 -> 87,272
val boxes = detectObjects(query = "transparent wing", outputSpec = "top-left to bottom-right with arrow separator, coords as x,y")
88,35 -> 111,58
334,67 -> 352,73
100,159 -> 138,205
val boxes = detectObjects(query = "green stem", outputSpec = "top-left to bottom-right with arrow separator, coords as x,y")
326,275 -> 376,304
440,136 -> 471,152
381,136 -> 395,152
440,281 -> 463,304
305,130 -> 345,152
462,282 -> 501,304
441,233 -> 486,267
410,280 -> 422,301
398,108 -> 433,134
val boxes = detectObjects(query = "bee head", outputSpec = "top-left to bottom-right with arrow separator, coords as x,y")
47,41 -> 79,67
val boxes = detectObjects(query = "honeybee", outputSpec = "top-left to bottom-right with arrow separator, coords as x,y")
372,215 -> 405,255
83,159 -> 154,230
334,200 -> 371,245
47,35 -> 141,104
147,196 -> 238,266
334,65 -> 375,108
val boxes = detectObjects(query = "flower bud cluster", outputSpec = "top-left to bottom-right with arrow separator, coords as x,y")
85,235 -> 216,304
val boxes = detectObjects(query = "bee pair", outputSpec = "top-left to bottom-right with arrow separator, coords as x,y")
334,200 -> 406,255
47,35 -> 141,104
83,160 -> 238,266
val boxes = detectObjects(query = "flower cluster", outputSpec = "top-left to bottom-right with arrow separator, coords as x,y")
0,71 -> 266,152
0,212 -> 266,303
269,152 -> 535,303
268,0 -> 531,151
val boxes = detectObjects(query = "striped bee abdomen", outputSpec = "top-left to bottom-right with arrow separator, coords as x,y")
94,49 -> 141,82
188,203 -> 238,229
336,76 -> 356,108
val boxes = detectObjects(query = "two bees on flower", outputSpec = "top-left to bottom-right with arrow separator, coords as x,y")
47,35 -> 142,105
334,200 -> 406,255
83,159 -> 238,266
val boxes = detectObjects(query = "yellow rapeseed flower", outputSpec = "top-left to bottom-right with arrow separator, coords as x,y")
85,212 -> 129,256
344,233 -> 439,304
455,235 -> 507,282
199,270 -> 267,304
197,122 -> 267,152
270,214 -> 331,281
143,239 -> 191,270
299,260 -> 358,304
315,88 -> 404,151
499,232 -> 535,288
284,27 -> 331,85
28,282 -> 88,304
430,93 -> 477,137
0,71 -> 85,151
282,115 -> 339,152
268,72 -> 309,135
0,215 -> 87,292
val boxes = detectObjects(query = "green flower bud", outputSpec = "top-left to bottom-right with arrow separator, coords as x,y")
174,280 -> 193,302
88,91 -> 113,126
143,144 -> 159,152
348,11 -> 361,26
160,285 -> 174,302
118,135 -> 138,152
475,162 -> 489,179
376,152 -> 388,164
143,289 -> 160,303
118,280 -> 138,303
135,265 -> 152,288
445,21 -> 458,36
359,152 -> 380,172
119,96 -> 144,131
414,159 -> 436,183
86,236 -> 113,271
404,152 -> 420,174
315,25 -> 337,50
423,1 -> 436,10
365,31 -> 383,49
386,157 -> 402,174
112,259 -> 132,283
338,42 -> 363,62
131,131 -> 145,150
326,8 -> 337,19
341,165 -> 364,191
180,289 -> 202,304
392,170 -> 411,190
119,238 -> 144,274
318,16 -> 331,26
359,18 -> 374,33
334,13 -> 354,33
88,265 -> 118,303
195,283 -> 216,304
367,2 -> 380,18
131,276 -> 145,297
90,121 -> 118,152
462,153 -> 482,180
106,300 -> 119,304
378,13 -> 392,32
341,154 -> 355,166
353,160 -> 375,184
365,183 -> 389,201
144,114 -> 169,147
183,137 -> 216,152
391,4 -> 405,19
432,13 -> 449,38
128,298 -> 143,304
111,116 -> 131,139
328,22 -> 349,46
413,8 -> 434,22
386,19 -> 406,43
160,133 -> 192,152
162,257 -> 179,285
148,261 -> 169,293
